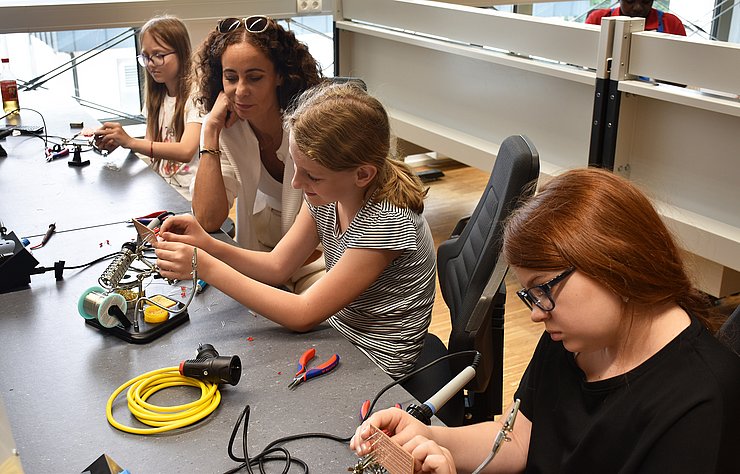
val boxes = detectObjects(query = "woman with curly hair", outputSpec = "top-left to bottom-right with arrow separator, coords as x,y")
191,17 -> 324,292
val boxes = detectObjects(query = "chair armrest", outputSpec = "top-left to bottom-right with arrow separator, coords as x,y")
450,216 -> 471,239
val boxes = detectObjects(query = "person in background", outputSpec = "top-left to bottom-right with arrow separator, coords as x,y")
351,168 -> 740,473
586,0 -> 687,36
153,82 -> 436,379
95,16 -> 203,196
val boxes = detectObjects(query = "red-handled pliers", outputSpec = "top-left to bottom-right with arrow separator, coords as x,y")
360,399 -> 402,421
288,348 -> 340,389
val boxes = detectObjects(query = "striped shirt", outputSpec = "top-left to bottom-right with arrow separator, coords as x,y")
308,198 -> 436,378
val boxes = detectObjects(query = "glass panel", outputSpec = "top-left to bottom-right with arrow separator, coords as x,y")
0,15 -> 335,122
0,28 -> 140,121
286,15 -> 335,77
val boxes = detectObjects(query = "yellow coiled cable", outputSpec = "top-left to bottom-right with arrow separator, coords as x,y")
106,366 -> 221,435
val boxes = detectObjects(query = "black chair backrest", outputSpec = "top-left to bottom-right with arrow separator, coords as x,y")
438,135 -> 539,390
329,76 -> 367,90
718,304 -> 740,355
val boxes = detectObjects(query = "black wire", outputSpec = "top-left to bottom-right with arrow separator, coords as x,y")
63,252 -> 120,270
360,349 -> 479,424
9,107 -> 49,149
5,108 -> 95,157
33,252 -> 119,273
222,350 -> 479,473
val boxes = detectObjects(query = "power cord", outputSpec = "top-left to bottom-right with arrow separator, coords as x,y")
2,107 -> 95,159
2,107 -> 49,149
106,366 -> 222,435
222,350 -> 480,473
31,251 -> 120,280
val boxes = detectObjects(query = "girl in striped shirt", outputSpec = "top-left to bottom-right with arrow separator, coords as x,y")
155,82 -> 436,377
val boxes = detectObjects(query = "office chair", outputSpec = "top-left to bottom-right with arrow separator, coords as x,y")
717,304 -> 740,355
402,135 -> 540,427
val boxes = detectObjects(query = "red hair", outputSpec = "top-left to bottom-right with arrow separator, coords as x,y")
503,168 -> 717,329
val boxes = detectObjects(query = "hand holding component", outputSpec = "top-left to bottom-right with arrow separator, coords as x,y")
94,122 -> 131,152
351,407 -> 432,457
154,241 -> 204,282
288,348 -> 339,389
157,214 -> 212,250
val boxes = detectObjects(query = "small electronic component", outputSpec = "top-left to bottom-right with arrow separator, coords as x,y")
133,218 -> 158,245
348,454 -> 384,474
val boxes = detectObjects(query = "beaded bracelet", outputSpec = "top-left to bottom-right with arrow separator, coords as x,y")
199,148 -> 221,156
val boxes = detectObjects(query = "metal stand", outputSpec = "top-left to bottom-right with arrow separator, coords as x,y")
85,302 -> 189,344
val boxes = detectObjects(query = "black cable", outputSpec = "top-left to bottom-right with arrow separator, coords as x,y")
61,252 -> 120,270
360,349 -> 479,423
222,350 -> 479,473
2,107 -> 49,149
32,251 -> 119,274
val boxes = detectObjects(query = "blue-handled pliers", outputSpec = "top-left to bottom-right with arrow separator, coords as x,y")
288,348 -> 340,389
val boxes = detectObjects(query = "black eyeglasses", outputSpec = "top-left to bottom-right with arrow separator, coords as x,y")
137,51 -> 175,68
516,267 -> 575,312
217,16 -> 270,34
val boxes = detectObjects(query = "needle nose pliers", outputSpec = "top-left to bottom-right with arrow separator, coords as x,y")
288,348 -> 339,389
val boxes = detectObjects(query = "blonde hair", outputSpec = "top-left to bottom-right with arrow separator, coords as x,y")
285,82 -> 427,213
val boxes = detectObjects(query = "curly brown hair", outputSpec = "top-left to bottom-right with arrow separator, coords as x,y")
193,18 -> 323,114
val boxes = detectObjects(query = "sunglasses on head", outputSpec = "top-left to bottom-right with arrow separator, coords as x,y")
217,16 -> 270,34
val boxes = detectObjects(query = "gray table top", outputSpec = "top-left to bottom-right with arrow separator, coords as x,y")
0,223 -> 415,473
0,90 -> 191,237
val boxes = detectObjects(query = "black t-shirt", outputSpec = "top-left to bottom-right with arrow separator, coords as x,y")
515,316 -> 740,473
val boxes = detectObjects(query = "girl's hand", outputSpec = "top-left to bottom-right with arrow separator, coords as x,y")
94,122 -> 132,152
153,241 -> 200,281
404,435 -> 457,474
350,408 -> 455,474
351,407 -> 433,456
157,214 -> 211,249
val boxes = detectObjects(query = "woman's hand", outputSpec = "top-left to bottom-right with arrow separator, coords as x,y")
350,408 -> 455,474
94,122 -> 133,152
207,91 -> 239,132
